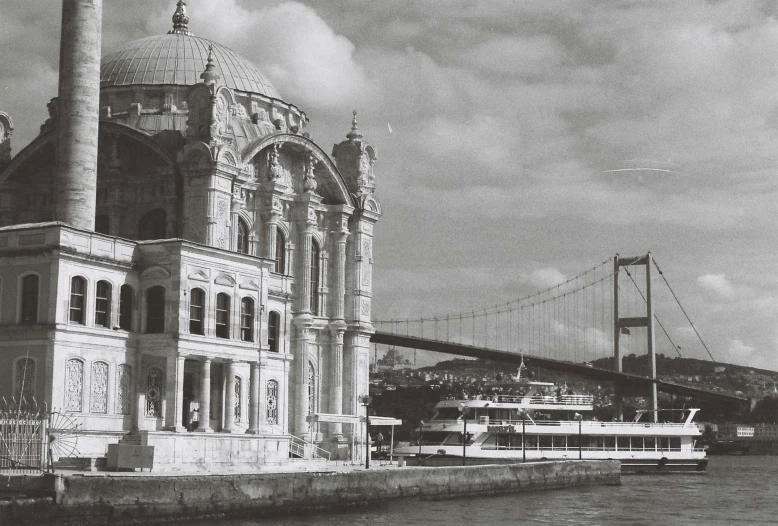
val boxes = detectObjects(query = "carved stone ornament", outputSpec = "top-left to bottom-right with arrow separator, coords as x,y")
303,155 -> 318,194
90,362 -> 109,413
268,143 -> 283,181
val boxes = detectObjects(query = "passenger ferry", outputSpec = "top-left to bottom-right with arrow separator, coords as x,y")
394,371 -> 707,474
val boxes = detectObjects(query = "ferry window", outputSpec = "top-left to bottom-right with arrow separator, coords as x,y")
659,437 -> 669,451
604,436 -> 616,450
644,437 -> 656,450
435,408 -> 460,420
590,436 -> 604,450
444,433 -> 463,445
552,435 -> 566,449
631,437 -> 643,451
568,435 -> 580,448
421,431 -> 448,445
525,435 -> 538,448
670,437 -> 681,451
539,435 -> 552,449
482,435 -> 497,450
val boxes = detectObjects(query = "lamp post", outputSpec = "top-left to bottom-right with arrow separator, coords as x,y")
520,410 -> 526,463
459,402 -> 468,466
359,394 -> 372,469
418,420 -> 425,466
574,412 -> 583,460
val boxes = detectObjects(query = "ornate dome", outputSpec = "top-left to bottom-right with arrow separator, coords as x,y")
100,3 -> 281,99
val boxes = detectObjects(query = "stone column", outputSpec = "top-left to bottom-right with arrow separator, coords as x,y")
55,0 -> 103,231
247,362 -> 260,434
164,354 -> 186,431
299,223 -> 314,313
329,326 -> 346,437
293,325 -> 311,435
196,358 -> 213,432
222,360 -> 237,433
133,351 -> 145,431
333,231 -> 348,319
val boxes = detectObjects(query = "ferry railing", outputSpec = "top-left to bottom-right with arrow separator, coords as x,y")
427,419 -> 693,429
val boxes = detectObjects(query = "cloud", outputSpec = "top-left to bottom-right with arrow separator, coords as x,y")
698,274 -> 736,299
524,268 -> 567,289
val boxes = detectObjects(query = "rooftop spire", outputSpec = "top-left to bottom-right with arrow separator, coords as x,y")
200,45 -> 220,85
168,1 -> 193,36
347,109 -> 362,141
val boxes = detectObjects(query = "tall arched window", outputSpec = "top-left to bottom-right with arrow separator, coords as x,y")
145,366 -> 163,417
65,358 -> 84,412
146,286 -> 166,333
95,280 -> 112,328
138,209 -> 167,241
95,214 -> 110,235
90,361 -> 109,413
310,241 -> 320,315
234,376 -> 242,423
189,288 -> 205,335
69,276 -> 87,324
307,362 -> 316,414
119,285 -> 133,331
21,274 -> 39,324
215,293 -> 230,338
15,358 -> 35,408
237,218 -> 249,254
266,380 -> 279,425
240,297 -> 254,342
274,228 -> 286,274
268,311 -> 280,353
116,364 -> 132,415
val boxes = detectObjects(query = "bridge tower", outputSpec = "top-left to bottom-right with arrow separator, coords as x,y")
613,253 -> 658,422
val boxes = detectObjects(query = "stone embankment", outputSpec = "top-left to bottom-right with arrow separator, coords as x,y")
1,460 -> 619,524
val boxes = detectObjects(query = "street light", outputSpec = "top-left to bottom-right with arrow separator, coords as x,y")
574,412 -> 583,460
519,410 -> 526,463
418,420 -> 425,466
359,394 -> 372,469
458,402 -> 468,466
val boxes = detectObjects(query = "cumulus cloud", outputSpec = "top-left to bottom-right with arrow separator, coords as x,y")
698,274 -> 736,299
524,268 -> 567,289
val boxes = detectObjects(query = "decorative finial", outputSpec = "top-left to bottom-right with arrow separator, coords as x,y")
347,109 -> 362,141
168,1 -> 193,36
200,45 -> 220,85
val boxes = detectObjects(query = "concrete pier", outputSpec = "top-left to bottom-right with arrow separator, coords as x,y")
55,0 -> 102,230
1,461 -> 619,524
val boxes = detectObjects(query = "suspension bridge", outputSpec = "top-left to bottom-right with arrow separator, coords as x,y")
371,253 -> 749,419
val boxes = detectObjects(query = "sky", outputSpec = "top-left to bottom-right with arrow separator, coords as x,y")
2,0 -> 778,369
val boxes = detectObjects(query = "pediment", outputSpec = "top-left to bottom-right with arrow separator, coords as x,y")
239,279 -> 260,291
188,269 -> 210,282
140,266 -> 170,279
214,273 -> 236,286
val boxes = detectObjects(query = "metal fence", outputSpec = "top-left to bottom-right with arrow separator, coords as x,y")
0,404 -> 48,474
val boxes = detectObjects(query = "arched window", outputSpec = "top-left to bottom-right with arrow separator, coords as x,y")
119,285 -> 133,331
215,293 -> 230,338
236,218 -> 249,254
145,366 -> 163,417
138,209 -> 167,241
69,276 -> 87,324
65,358 -> 84,412
234,376 -> 242,423
90,361 -> 109,413
189,288 -> 205,335
146,286 -> 166,333
240,297 -> 254,342
95,214 -> 110,235
21,274 -> 39,324
274,228 -> 286,274
268,311 -> 280,353
116,364 -> 132,415
307,362 -> 316,414
15,358 -> 35,408
310,241 -> 320,315
266,380 -> 279,425
95,280 -> 112,328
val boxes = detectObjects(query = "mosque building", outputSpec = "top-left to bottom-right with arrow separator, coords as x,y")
0,1 -> 380,469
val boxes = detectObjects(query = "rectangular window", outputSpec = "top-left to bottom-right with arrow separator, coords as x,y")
119,285 -> 133,331
146,286 -> 165,334
604,436 -> 616,450
240,298 -> 254,342
21,275 -> 39,324
631,436 -> 644,451
670,437 -> 681,451
215,293 -> 230,338
189,289 -> 204,335
644,436 -> 656,451
69,277 -> 86,324
95,281 -> 111,328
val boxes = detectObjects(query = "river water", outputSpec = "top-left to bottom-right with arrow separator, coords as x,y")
206,456 -> 777,525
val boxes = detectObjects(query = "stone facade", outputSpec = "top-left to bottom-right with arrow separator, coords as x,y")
0,2 -> 379,467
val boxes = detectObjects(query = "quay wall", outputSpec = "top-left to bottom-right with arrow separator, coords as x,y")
3,460 -> 620,524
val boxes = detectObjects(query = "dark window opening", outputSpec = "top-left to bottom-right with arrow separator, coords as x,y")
310,241 -> 320,315
138,209 -> 167,241
119,285 -> 133,330
146,286 -> 165,333
69,277 -> 86,324
237,218 -> 249,254
189,288 -> 205,335
95,280 -> 112,327
215,293 -> 230,339
95,214 -> 110,235
268,311 -> 280,353
21,274 -> 39,324
274,228 -> 286,274
240,297 -> 254,342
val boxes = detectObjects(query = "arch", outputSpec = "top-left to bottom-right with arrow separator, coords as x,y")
189,287 -> 205,335
243,134 -> 354,206
0,130 -> 55,186
240,296 -> 254,342
215,292 -> 231,338
274,227 -> 286,274
65,358 -> 85,412
69,276 -> 87,325
236,216 -> 249,254
146,286 -> 166,333
268,310 -> 280,353
19,272 -> 40,324
95,280 -> 112,328
138,208 -> 167,240
310,240 -> 321,315
99,121 -> 177,167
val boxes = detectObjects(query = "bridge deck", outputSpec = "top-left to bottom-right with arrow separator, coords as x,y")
371,331 -> 747,406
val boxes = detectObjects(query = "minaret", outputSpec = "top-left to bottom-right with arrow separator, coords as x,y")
54,0 -> 103,231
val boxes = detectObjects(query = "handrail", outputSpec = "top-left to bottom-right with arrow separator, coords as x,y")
265,425 -> 331,461
428,419 -> 693,429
